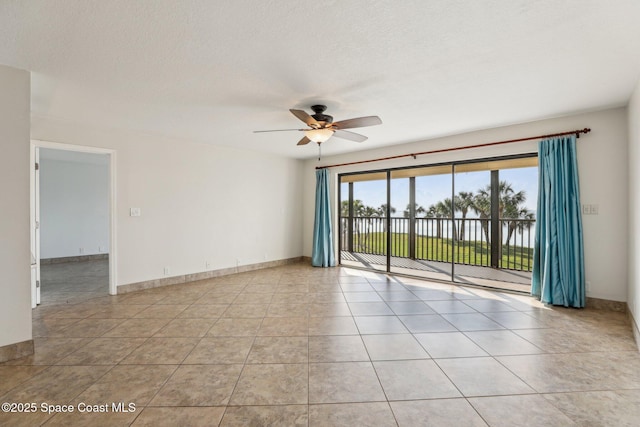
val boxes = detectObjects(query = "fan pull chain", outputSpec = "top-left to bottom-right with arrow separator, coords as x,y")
318,142 -> 322,161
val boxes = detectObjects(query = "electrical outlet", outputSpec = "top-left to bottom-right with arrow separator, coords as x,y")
206,261 -> 211,269
590,204 -> 599,215
582,204 -> 590,215
79,247 -> 84,254
586,281 -> 591,291
130,207 -> 141,217
164,267 -> 170,276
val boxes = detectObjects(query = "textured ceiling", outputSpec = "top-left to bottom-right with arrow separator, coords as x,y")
2,0 -> 640,159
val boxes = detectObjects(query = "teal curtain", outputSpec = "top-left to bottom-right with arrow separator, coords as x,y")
312,168 -> 336,267
532,135 -> 585,308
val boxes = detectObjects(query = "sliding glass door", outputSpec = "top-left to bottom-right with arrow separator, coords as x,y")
338,154 -> 538,291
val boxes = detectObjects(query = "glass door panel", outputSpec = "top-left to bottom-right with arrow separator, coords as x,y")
339,173 -> 389,273
389,166 -> 453,281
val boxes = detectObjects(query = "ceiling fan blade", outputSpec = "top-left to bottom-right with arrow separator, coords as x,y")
297,136 -> 312,146
333,115 -> 382,130
253,129 -> 304,133
333,129 -> 368,143
290,109 -> 320,127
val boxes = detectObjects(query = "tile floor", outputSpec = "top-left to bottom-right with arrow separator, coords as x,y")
1,261 -> 639,426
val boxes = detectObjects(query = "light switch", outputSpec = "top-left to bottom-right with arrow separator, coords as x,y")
582,204 -> 590,215
130,207 -> 141,217
590,204 -> 599,215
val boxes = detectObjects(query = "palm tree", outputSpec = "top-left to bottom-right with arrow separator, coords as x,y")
454,191 -> 474,241
377,203 -> 396,217
436,198 -> 456,241
376,203 -> 396,233
470,181 -> 527,245
403,203 -> 425,218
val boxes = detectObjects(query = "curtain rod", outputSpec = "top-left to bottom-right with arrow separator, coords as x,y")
315,128 -> 591,170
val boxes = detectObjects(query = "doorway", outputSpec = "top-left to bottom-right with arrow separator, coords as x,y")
30,141 -> 117,307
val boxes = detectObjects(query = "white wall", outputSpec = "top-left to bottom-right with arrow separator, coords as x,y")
304,108 -> 629,302
628,78 -> 640,333
0,65 -> 32,348
31,117 -> 304,286
39,151 -> 110,258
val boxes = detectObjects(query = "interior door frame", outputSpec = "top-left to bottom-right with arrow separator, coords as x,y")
30,140 -> 118,303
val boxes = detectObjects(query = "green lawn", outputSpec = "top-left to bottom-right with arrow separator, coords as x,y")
351,232 -> 534,271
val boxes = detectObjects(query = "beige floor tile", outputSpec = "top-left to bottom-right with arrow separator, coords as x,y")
102,318 -> 171,338
482,311 -> 550,329
343,292 -> 383,303
150,364 -> 243,406
56,337 -> 147,365
469,394 -> 576,427
133,304 -> 189,318
309,362 -> 386,403
270,292 -> 309,304
194,292 -> 239,305
309,402 -> 397,427
465,330 -> 544,356
441,313 -> 506,331
354,316 -> 409,334
0,410 -> 54,426
348,302 -> 394,316
230,363 -> 308,405
39,409 -> 140,427
543,389 -> 640,427
386,301 -> 435,315
267,303 -> 309,317
233,292 -> 274,304
246,336 -> 309,364
414,332 -> 488,358
222,303 -> 269,318
497,351 -> 640,392
183,337 -> 254,364
398,314 -> 458,333
73,365 -> 177,406
391,399 -> 488,427
425,300 -> 478,314
58,318 -> 125,337
221,405 -> 307,426
0,366 -> 48,395
377,291 -> 421,302
374,359 -> 460,400
120,337 -> 199,364
242,284 -> 278,293
309,335 -> 369,362
3,337 -> 94,366
362,334 -> 430,360
309,316 -> 359,335
87,304 -> 150,319
258,317 -> 308,336
276,284 -> 310,293
177,304 -> 228,319
309,303 -> 351,317
308,291 -> 345,302
32,317 -> 81,337
462,299 -> 520,313
436,357 -> 534,396
206,318 -> 262,337
1,365 -> 111,405
132,407 -> 225,427
153,318 -> 216,338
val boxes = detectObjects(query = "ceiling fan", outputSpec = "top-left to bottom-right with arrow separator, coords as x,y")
254,105 -> 382,147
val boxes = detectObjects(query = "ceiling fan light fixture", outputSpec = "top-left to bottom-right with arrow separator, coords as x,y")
304,128 -> 333,143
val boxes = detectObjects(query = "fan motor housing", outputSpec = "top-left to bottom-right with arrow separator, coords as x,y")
310,105 -> 333,124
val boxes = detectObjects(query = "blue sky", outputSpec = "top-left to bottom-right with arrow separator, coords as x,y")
343,166 -> 538,217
